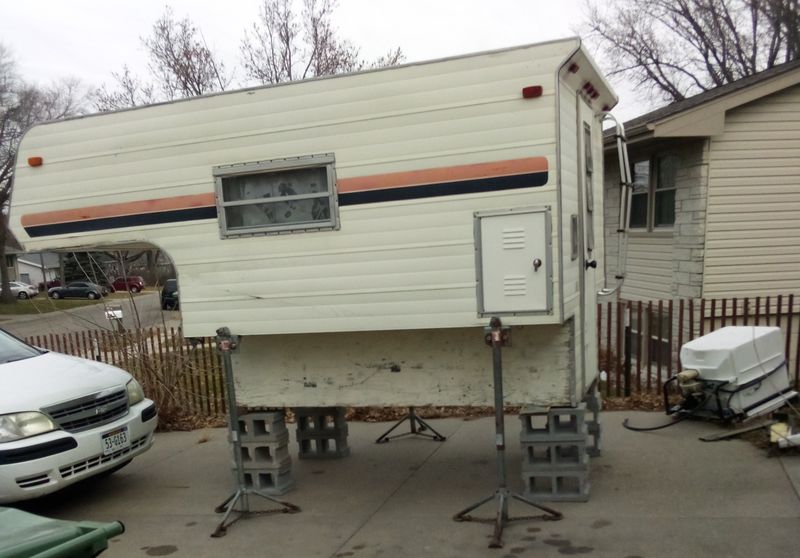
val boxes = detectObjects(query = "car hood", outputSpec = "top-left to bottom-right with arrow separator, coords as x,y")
0,352 -> 132,413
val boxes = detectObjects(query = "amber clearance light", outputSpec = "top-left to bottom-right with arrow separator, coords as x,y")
28,156 -> 43,167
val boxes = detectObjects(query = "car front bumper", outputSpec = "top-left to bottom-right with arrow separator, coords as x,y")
0,399 -> 158,503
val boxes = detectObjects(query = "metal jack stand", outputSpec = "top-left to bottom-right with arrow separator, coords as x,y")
453,318 -> 562,549
375,407 -> 446,443
211,327 -> 300,538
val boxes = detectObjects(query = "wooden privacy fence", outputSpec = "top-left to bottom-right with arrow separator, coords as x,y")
597,294 -> 800,398
26,327 -> 226,420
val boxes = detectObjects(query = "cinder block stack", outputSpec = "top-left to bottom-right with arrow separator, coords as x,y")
519,404 -> 591,502
233,411 -> 294,495
293,407 -> 350,459
583,385 -> 603,457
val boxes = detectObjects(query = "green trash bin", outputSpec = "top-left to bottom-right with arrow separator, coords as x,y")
0,507 -> 124,558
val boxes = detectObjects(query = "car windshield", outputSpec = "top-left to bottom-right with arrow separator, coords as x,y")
0,329 -> 42,364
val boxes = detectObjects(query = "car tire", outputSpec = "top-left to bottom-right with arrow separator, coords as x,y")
50,291 -> 61,299
130,286 -> 140,294
17,292 -> 28,299
87,292 -> 98,300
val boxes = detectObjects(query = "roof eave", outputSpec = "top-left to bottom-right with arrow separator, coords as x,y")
650,68 -> 800,137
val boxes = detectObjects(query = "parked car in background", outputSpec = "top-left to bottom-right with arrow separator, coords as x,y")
97,281 -> 115,296
8,282 -> 38,300
160,279 -> 179,310
0,328 -> 158,503
112,276 -> 145,293
48,282 -> 104,300
38,279 -> 61,292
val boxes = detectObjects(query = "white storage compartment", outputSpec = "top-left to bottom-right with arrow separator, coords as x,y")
681,326 -> 793,417
475,207 -> 552,316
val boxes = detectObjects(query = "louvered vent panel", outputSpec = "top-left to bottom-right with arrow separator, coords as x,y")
502,228 -> 526,250
503,275 -> 527,296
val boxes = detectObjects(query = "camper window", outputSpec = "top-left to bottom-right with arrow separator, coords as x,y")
213,154 -> 338,237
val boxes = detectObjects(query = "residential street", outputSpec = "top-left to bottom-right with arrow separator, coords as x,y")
0,292 -> 181,340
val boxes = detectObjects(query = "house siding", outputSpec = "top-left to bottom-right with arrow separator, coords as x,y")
703,84 -> 800,298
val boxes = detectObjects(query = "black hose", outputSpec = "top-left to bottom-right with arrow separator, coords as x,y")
622,395 -> 710,432
622,413 -> 692,432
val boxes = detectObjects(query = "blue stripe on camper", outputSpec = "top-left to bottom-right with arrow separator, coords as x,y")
22,171 -> 548,237
338,171 -> 548,206
24,207 -> 218,238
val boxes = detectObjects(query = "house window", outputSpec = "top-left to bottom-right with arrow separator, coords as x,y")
4,256 -> 15,268
629,161 -> 649,229
654,156 -> 677,227
20,273 -> 31,284
213,154 -> 339,238
628,155 -> 678,230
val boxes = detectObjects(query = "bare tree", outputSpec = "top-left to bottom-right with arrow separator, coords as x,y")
95,65 -> 155,112
0,45 -> 88,303
96,8 -> 230,110
241,0 -> 404,85
584,0 -> 800,103
144,7 -> 230,100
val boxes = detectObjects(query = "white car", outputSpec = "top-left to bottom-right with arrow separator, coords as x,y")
0,329 -> 157,503
8,282 -> 38,300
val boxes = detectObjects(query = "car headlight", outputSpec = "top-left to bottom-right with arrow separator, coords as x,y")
0,412 -> 58,443
126,379 -> 145,405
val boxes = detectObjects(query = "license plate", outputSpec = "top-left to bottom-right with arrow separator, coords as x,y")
102,426 -> 130,456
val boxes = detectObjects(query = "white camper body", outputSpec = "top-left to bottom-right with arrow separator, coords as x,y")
11,38 -> 616,408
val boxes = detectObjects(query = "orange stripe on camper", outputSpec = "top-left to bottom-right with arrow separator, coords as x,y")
21,193 -> 216,228
337,157 -> 548,193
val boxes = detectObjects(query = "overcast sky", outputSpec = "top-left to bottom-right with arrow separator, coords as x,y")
0,0 -> 651,120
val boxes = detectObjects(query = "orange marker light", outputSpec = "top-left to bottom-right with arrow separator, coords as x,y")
28,157 -> 43,167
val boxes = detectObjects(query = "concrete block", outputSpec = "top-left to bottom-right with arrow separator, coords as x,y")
294,407 -> 350,459
238,462 -> 295,496
519,403 -> 588,441
586,422 -> 602,458
294,407 -> 347,434
238,432 -> 291,469
297,436 -> 350,460
522,441 -> 590,470
237,412 -> 288,442
522,469 -> 590,502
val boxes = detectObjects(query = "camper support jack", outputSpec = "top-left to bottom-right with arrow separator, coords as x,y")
453,318 -> 562,549
375,407 -> 446,443
211,327 -> 300,538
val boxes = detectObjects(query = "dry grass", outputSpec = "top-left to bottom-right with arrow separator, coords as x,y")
603,392 -> 666,411
102,330 -> 226,431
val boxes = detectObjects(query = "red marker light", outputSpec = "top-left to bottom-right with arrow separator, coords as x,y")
522,85 -> 543,99
28,156 -> 43,167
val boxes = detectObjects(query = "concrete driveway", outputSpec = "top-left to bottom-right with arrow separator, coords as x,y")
14,412 -> 800,558
0,292 -> 181,339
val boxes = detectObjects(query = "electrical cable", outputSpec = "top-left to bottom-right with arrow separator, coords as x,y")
622,413 -> 692,432
622,394 -> 710,432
